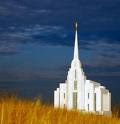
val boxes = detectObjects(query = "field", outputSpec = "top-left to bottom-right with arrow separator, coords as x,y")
0,96 -> 120,124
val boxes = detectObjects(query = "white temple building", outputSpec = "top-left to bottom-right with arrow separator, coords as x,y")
54,22 -> 112,115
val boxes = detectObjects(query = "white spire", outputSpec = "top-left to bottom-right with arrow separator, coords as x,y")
73,22 -> 79,60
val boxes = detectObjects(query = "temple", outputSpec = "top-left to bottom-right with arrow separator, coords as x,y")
54,22 -> 112,115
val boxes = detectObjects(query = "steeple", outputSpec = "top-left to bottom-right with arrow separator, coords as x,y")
73,22 -> 79,60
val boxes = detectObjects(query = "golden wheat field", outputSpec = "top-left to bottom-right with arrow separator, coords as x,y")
0,96 -> 120,124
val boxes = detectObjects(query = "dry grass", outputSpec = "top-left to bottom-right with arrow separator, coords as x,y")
0,96 -> 120,124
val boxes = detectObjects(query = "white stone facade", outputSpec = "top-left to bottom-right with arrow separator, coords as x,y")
54,23 -> 112,115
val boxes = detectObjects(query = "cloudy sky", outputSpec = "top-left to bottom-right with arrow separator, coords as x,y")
0,0 -> 120,103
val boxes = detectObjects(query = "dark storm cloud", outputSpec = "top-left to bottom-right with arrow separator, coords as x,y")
0,68 -> 63,81
0,0 -> 120,43
85,41 -> 120,67
0,24 -> 69,54
0,43 -> 18,55
0,0 -> 120,26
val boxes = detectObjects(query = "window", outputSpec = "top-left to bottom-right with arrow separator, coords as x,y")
64,93 -> 65,99
88,104 -> 89,111
88,93 -> 90,99
75,70 -> 76,79
73,92 -> 77,109
74,80 -> 77,90
94,93 -> 96,111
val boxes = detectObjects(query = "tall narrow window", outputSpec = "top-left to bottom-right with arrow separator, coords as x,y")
74,80 -> 77,90
75,70 -> 76,79
88,93 -> 89,99
94,93 -> 96,111
73,92 -> 77,109
64,93 -> 65,99
88,104 -> 89,111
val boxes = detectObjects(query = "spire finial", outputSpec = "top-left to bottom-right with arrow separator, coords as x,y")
75,21 -> 78,30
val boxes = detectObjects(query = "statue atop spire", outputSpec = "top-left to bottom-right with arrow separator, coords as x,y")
73,21 -> 79,60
